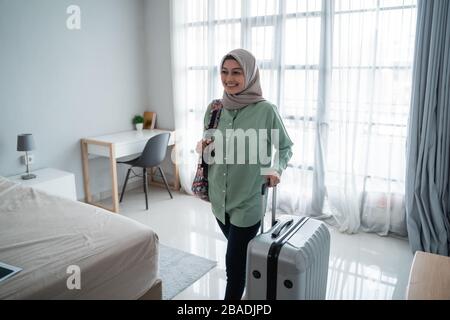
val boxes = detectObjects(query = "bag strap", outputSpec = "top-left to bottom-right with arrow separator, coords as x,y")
202,101 -> 223,171
208,109 -> 220,129
207,100 -> 223,129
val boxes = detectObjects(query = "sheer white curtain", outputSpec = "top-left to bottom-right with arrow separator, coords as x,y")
170,0 -> 417,236
325,0 -> 417,236
171,0 -> 205,193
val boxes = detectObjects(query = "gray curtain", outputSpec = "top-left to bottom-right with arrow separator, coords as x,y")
406,0 -> 450,255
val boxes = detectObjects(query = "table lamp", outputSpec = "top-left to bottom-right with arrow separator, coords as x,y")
17,133 -> 36,180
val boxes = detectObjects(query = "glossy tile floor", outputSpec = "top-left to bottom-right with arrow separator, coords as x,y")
116,185 -> 414,300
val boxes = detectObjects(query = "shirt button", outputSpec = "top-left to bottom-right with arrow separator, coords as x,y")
222,204 -> 225,207
223,190 -> 225,193
223,173 -> 226,176
229,123 -> 232,125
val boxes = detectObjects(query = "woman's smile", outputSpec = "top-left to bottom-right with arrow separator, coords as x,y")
221,59 -> 245,94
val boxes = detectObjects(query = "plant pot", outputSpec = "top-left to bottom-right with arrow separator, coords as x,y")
135,123 -> 143,131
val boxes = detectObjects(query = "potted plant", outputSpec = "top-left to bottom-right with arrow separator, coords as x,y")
133,115 -> 144,131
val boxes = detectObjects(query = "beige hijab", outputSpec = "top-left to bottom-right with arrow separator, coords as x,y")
220,49 -> 265,110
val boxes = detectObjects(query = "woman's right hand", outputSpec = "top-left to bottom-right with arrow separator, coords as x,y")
196,139 -> 212,154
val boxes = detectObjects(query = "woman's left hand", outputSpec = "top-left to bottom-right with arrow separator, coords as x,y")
265,172 -> 280,187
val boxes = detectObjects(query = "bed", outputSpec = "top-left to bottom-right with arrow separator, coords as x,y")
0,175 -> 161,300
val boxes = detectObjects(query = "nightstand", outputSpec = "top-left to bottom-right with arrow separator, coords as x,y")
7,168 -> 77,201
406,251 -> 450,299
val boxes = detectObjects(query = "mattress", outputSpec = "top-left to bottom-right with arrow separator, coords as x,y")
0,176 -> 159,299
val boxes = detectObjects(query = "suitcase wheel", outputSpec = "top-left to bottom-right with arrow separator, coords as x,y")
284,280 -> 293,289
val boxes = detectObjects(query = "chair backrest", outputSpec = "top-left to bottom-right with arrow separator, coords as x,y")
135,133 -> 170,168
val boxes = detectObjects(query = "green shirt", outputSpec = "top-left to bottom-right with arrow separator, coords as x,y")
203,100 -> 293,227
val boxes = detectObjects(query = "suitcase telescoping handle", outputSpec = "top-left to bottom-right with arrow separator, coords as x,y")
260,182 -> 277,234
261,183 -> 294,238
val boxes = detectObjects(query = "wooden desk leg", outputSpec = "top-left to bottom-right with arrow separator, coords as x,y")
150,167 -> 156,183
81,140 -> 92,204
81,139 -> 119,213
109,143 -> 119,213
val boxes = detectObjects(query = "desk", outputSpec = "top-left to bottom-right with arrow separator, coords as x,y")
406,251 -> 450,300
81,129 -> 179,213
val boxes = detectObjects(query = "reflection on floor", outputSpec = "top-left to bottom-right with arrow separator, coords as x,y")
116,185 -> 413,300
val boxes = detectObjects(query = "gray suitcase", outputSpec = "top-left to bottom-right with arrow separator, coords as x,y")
245,184 -> 330,300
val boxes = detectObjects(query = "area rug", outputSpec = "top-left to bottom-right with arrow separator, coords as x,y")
159,244 -> 217,300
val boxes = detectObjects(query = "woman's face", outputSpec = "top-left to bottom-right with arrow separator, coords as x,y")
221,59 -> 245,95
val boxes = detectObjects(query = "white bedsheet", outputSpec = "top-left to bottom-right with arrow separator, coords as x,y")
0,176 -> 159,299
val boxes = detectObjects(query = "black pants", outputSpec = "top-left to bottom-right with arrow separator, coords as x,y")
216,214 -> 261,300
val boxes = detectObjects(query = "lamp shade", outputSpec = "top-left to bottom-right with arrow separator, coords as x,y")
17,134 -> 35,151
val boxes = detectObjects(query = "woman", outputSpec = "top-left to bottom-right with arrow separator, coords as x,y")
197,49 -> 293,300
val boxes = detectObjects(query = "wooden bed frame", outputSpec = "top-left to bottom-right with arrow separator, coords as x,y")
139,278 -> 162,300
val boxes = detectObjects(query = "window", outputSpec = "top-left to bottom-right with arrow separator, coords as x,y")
182,0 -> 417,228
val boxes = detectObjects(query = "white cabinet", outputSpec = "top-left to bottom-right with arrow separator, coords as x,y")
406,251 -> 450,299
8,168 -> 77,201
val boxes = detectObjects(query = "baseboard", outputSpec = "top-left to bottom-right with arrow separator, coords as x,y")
89,172 -> 176,203
90,180 -> 141,203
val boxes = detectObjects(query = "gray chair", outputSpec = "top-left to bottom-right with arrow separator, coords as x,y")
117,133 -> 173,210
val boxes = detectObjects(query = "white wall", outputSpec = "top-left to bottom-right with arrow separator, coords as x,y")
144,0 -> 174,131
0,0 -> 149,200
142,0 -> 176,186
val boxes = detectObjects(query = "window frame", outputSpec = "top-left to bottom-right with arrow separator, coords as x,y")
185,0 -> 416,179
